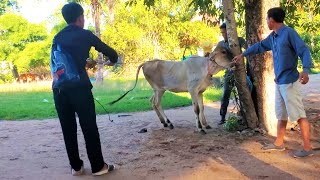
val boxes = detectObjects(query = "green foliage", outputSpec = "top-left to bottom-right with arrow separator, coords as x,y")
223,114 -> 240,132
102,0 -> 220,76
0,0 -> 16,15
0,61 -> 14,83
281,0 -> 320,63
15,41 -> 51,73
301,33 -> 320,63
1,0 -> 319,83
281,0 -> 320,29
0,13 -> 49,76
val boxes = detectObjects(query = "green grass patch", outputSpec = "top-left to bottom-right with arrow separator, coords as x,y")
0,78 -> 222,120
310,67 -> 320,74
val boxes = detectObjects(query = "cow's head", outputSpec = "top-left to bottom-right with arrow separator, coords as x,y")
208,45 -> 234,69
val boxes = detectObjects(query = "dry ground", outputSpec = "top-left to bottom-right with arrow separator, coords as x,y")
0,74 -> 320,180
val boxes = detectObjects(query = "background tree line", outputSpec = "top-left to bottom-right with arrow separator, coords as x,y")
0,0 -> 221,83
0,0 -> 319,84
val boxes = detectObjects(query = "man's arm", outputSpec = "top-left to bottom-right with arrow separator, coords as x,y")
243,34 -> 272,57
288,28 -> 312,84
289,29 -> 313,74
87,31 -> 118,64
233,34 -> 272,62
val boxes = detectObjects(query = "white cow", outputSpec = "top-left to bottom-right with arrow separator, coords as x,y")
110,45 -> 234,134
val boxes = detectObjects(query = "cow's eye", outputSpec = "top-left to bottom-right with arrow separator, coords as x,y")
222,50 -> 226,54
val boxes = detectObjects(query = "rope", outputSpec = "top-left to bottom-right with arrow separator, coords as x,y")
226,70 -> 254,125
94,98 -> 113,122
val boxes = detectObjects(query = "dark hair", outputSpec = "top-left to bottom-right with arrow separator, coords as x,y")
220,23 -> 226,29
267,7 -> 285,23
62,2 -> 84,24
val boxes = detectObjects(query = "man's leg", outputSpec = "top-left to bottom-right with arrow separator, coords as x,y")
53,89 -> 83,171
219,74 -> 233,124
262,83 -> 287,151
72,87 -> 104,173
281,81 -> 313,157
298,118 -> 312,151
274,120 -> 287,146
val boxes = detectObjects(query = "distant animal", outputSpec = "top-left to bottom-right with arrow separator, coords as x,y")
18,73 -> 40,83
110,45 -> 234,134
85,59 -> 98,70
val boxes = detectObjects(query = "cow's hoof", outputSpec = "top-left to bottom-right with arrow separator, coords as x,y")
200,129 -> 206,135
163,123 -> 168,127
169,124 -> 174,129
205,125 -> 212,129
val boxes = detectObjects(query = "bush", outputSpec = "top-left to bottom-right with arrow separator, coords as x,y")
301,33 -> 320,63
223,114 -> 240,132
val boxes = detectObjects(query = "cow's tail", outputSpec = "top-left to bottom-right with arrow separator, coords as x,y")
108,62 -> 146,105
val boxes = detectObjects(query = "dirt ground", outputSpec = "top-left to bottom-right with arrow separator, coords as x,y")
0,75 -> 320,180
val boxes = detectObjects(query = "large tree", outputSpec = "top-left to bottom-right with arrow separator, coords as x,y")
245,0 -> 280,135
221,0 -> 258,129
0,13 -> 48,79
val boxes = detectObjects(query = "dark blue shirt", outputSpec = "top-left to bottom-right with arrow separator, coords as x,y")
52,24 -> 118,89
243,25 -> 312,84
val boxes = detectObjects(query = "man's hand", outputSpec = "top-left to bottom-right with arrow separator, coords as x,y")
299,72 -> 309,84
232,54 -> 244,63
104,60 -> 115,66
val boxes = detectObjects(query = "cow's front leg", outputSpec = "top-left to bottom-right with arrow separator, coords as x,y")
190,91 -> 206,134
197,93 -> 212,130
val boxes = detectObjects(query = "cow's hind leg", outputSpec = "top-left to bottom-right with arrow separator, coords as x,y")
151,90 -> 174,129
190,91 -> 206,134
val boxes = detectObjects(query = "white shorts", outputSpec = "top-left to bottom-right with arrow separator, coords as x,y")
275,80 -> 306,122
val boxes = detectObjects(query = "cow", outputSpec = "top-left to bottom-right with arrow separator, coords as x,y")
110,45 -> 234,134
85,59 -> 98,70
18,73 -> 40,83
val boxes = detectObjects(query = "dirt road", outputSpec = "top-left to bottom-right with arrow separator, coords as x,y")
1,75 -> 320,180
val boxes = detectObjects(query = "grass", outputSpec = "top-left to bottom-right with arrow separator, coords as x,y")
1,65 -> 318,121
0,78 -> 222,120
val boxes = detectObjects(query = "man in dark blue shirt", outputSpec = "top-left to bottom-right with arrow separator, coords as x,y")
233,7 -> 313,158
50,2 -> 118,176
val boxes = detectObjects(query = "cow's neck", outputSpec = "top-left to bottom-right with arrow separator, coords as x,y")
207,59 -> 223,76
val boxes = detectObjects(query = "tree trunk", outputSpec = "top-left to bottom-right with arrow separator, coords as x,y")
9,62 -> 19,81
107,0 -> 115,25
91,0 -> 104,84
245,0 -> 279,136
222,0 -> 259,129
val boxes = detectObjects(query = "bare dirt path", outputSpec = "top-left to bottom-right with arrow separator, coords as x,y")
0,74 -> 320,180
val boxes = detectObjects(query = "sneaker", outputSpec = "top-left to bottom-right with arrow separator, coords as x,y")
293,149 -> 314,158
261,143 -> 285,151
71,165 -> 84,176
92,163 -> 115,176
